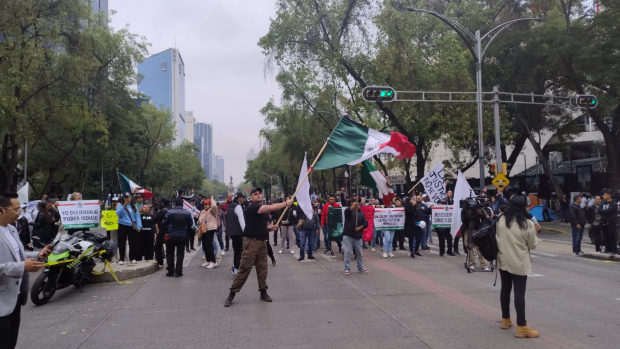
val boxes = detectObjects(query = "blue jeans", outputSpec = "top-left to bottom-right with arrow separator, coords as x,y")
371,228 -> 377,248
294,226 -> 300,247
409,227 -> 422,253
425,219 -> 433,243
382,230 -> 394,254
342,235 -> 364,271
216,226 -> 224,249
299,229 -> 315,259
572,225 -> 584,253
314,229 -> 321,249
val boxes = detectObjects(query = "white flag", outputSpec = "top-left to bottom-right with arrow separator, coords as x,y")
17,183 -> 30,205
450,171 -> 476,238
420,162 -> 446,200
296,153 -> 313,219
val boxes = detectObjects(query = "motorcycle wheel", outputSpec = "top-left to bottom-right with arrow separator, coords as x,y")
31,272 -> 57,306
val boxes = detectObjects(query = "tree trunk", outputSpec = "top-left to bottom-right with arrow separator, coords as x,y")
331,168 -> 338,194
587,105 -> 620,189
415,137 -> 427,181
373,155 -> 389,176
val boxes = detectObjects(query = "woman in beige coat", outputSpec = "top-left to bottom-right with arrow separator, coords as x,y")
496,195 -> 539,338
198,197 -> 219,269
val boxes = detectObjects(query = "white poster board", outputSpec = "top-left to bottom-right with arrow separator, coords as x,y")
374,207 -> 405,231
57,200 -> 100,229
431,205 -> 455,229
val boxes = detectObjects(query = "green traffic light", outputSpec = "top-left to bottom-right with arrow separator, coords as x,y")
592,99 -> 596,104
380,91 -> 386,97
387,91 -> 393,96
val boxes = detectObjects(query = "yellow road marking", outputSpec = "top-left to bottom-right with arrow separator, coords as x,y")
584,259 -> 619,264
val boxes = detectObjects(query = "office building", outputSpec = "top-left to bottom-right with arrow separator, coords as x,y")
137,48 -> 186,145
194,122 -> 213,180
89,0 -> 108,26
247,148 -> 258,162
214,156 -> 225,182
185,111 -> 195,143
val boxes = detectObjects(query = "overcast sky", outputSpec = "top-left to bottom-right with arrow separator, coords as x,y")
110,0 -> 280,186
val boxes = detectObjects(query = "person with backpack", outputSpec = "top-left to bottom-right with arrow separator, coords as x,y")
198,197 -> 219,269
495,195 -> 539,338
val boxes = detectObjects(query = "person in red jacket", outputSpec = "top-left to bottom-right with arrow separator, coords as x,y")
321,195 -> 342,256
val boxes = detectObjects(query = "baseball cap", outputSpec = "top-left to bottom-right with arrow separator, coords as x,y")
250,187 -> 263,194
422,193 -> 429,198
111,197 -> 119,202
234,192 -> 246,199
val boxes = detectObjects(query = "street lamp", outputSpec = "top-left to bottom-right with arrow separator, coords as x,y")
399,7 -> 542,189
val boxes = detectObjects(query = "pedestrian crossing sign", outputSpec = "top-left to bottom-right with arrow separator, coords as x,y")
492,173 -> 510,192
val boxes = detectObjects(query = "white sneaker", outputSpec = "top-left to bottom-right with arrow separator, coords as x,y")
389,253 -> 395,258
278,249 -> 283,254
372,247 -> 376,252
206,262 -> 215,269
470,265 -> 476,271
290,250 -> 295,254
201,255 -> 206,260
382,253 -> 388,258
158,264 -> 163,269
131,260 -> 137,264
221,250 -> 225,256
119,261 -> 125,265
201,262 -> 209,268
483,267 -> 490,271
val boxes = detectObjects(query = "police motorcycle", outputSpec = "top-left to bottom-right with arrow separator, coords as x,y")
30,231 -> 116,305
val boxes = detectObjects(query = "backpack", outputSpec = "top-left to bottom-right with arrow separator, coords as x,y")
472,215 -> 500,263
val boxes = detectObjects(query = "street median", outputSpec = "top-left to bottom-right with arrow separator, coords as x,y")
90,260 -> 160,283
581,252 -> 620,262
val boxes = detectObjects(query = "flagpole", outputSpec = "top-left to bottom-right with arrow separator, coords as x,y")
407,179 -> 422,194
275,139 -> 329,226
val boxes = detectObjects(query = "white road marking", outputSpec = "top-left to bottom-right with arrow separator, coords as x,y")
528,274 -> 544,277
615,298 -> 620,301
530,251 -> 558,257
539,238 -> 572,245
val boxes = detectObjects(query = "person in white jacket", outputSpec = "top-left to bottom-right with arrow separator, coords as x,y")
198,197 -> 219,269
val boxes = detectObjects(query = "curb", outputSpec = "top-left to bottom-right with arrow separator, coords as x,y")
541,227 -> 568,235
90,262 -> 160,283
581,253 -> 620,262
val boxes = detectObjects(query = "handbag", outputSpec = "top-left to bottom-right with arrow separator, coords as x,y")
124,205 -> 140,232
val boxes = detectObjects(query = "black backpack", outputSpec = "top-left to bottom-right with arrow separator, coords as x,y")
472,215 -> 500,263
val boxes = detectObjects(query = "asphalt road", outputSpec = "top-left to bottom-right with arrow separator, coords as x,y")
16,229 -> 619,349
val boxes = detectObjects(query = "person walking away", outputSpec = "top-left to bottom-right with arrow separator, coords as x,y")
198,197 -> 219,269
321,195 -> 342,256
495,195 -> 539,338
217,202 -> 225,255
226,193 -> 246,275
542,198 -> 551,222
162,198 -> 194,277
278,196 -> 298,254
139,204 -> 155,261
298,208 -> 320,261
587,195 -> 603,252
435,192 -> 455,256
153,198 -> 171,268
115,195 -> 142,265
560,195 -> 570,223
599,190 -> 618,255
568,195 -> 587,256
221,194 -> 233,251
342,198 -> 369,275
404,198 -> 424,259
416,195 -> 431,251
1,192 -> 52,349
225,188 -> 291,307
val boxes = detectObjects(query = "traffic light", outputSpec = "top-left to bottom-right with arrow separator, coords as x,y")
362,86 -> 396,102
489,164 -> 496,177
576,95 -> 598,109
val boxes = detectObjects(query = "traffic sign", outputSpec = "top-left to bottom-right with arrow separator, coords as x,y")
492,173 -> 510,192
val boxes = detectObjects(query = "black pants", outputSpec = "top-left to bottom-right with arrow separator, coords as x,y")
201,230 -> 216,263
500,269 -> 528,326
602,222 -> 617,253
542,209 -> 551,222
186,228 -> 195,251
155,232 -> 165,265
393,230 -> 405,249
590,225 -> 603,252
266,240 -> 275,261
0,297 -> 21,349
436,229 -> 453,255
117,224 -> 133,262
273,230 -> 278,245
408,227 -> 422,253
137,231 -> 154,261
165,236 -> 186,275
225,234 -> 230,249
231,235 -> 244,269
454,235 -> 461,253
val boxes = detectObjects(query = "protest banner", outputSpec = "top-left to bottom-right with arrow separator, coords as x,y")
57,200 -> 100,229
100,210 -> 119,231
420,162 -> 446,201
431,205 -> 455,228
327,206 -> 343,242
373,207 -> 405,231
360,205 -> 375,241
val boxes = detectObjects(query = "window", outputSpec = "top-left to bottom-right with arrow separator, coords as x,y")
179,63 -> 183,74
161,61 -> 167,71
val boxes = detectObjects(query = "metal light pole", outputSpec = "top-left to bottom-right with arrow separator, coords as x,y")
261,172 -> 277,200
400,7 -> 542,190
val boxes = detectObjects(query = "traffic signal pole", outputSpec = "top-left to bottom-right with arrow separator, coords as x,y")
493,86 -> 502,175
475,30 -> 485,191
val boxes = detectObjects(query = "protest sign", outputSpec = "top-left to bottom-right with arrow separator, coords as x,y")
431,205 -> 455,228
421,163 -> 446,201
100,210 -> 119,231
327,206 -> 343,242
373,207 -> 405,231
360,206 -> 375,241
57,200 -> 100,229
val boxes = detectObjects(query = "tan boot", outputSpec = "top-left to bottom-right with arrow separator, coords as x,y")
515,325 -> 539,338
501,318 -> 513,330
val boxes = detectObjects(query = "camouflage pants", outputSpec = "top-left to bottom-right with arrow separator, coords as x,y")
230,237 -> 269,293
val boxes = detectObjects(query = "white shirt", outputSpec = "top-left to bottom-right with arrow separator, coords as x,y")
234,205 -> 246,231
1,225 -> 23,288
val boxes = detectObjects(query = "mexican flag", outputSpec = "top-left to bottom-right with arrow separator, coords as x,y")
118,172 -> 154,199
360,160 -> 395,205
313,117 -> 415,170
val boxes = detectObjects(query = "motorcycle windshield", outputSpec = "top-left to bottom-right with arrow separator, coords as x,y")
53,235 -> 79,254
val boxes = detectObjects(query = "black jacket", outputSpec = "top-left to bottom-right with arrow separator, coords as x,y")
33,211 -> 55,242
140,213 -> 155,233
153,206 -> 170,236
343,207 -> 368,239
12,216 -> 31,247
599,200 -> 618,223
225,200 -> 244,236
404,203 -> 424,239
568,203 -> 587,227
587,205 -> 600,225
162,206 -> 193,238
461,208 -> 482,233
280,206 -> 298,227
